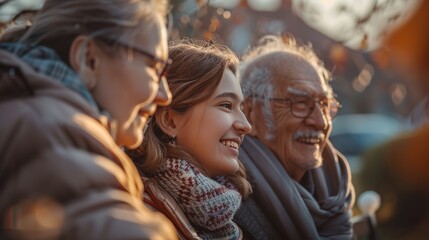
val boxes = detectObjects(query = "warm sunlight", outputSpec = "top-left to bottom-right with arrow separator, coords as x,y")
292,0 -> 422,50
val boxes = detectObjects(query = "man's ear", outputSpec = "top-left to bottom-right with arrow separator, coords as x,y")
69,35 -> 98,90
244,97 -> 258,137
243,97 -> 253,120
156,109 -> 177,137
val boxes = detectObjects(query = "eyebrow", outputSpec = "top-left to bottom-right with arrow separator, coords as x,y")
286,87 -> 309,96
214,92 -> 242,102
286,87 -> 330,97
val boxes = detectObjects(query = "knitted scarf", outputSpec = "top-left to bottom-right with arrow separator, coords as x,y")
153,158 -> 241,240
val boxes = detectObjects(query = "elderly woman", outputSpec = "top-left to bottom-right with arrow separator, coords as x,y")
0,0 -> 176,239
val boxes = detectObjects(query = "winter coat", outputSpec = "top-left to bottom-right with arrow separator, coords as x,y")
0,48 -> 177,239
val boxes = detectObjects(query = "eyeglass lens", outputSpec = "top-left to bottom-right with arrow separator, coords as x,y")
291,97 -> 339,118
100,37 -> 172,80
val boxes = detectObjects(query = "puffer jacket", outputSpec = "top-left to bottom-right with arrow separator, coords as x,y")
0,49 -> 177,239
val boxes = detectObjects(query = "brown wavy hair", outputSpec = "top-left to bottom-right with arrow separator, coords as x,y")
127,39 -> 252,198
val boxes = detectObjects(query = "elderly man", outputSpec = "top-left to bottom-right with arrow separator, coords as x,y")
233,35 -> 355,239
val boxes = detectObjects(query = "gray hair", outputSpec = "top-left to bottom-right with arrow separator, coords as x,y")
238,66 -> 277,139
239,34 -> 333,134
20,0 -> 169,64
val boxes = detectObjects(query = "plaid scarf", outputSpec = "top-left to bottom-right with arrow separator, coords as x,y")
0,42 -> 99,110
153,158 -> 241,240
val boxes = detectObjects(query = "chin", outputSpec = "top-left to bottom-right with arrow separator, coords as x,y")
228,160 -> 240,174
313,159 -> 323,169
311,154 -> 323,168
118,132 -> 142,149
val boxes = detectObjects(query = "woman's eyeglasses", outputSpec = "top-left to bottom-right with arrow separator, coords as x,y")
97,37 -> 172,81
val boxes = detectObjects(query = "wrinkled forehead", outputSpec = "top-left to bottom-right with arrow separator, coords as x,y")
258,52 -> 332,97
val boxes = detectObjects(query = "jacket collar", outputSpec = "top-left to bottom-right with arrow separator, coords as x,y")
0,42 -> 99,111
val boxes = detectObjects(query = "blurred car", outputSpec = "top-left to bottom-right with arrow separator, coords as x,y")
329,113 -> 405,174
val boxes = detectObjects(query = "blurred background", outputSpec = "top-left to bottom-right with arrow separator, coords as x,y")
0,0 -> 424,181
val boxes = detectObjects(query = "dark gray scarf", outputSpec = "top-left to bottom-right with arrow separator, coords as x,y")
236,136 -> 355,239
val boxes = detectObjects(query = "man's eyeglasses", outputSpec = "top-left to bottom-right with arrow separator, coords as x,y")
253,94 -> 341,119
97,37 -> 172,81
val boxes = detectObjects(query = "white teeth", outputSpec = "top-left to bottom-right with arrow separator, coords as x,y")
294,131 -> 324,144
297,137 -> 321,144
220,140 -> 238,149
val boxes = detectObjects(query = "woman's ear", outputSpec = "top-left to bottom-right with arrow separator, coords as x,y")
69,35 -> 98,90
156,109 -> 177,137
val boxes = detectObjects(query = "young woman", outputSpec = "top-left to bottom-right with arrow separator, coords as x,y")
0,0 -> 176,239
128,39 -> 252,239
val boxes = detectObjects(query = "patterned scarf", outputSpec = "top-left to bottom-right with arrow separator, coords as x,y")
153,158 -> 241,240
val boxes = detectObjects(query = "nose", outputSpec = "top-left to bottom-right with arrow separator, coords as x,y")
154,76 -> 172,106
305,103 -> 329,130
234,111 -> 252,134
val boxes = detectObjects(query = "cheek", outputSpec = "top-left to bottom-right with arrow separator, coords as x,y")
97,62 -> 135,98
133,79 -> 159,105
274,110 -> 295,135
111,65 -> 158,104
275,128 -> 293,153
189,117 -> 228,163
196,121 -> 224,152
274,118 -> 298,151
177,121 -> 205,154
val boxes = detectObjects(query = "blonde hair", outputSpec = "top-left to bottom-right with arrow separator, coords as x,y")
128,39 -> 252,198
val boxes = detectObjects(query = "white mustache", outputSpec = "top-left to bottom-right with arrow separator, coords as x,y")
293,130 -> 325,140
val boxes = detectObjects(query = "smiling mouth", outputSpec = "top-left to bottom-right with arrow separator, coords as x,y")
220,140 -> 239,149
296,137 -> 322,144
294,131 -> 325,145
